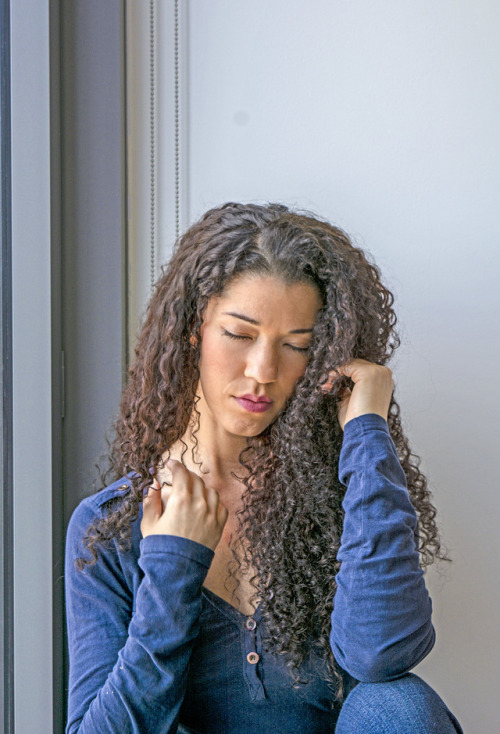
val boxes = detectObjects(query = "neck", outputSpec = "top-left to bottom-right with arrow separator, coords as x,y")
185,386 -> 252,478
158,385 -> 258,509
158,424 -> 250,514
169,426 -> 247,480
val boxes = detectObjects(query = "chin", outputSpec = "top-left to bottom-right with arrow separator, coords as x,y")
229,415 -> 277,439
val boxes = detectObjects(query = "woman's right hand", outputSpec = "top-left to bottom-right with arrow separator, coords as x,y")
141,460 -> 228,551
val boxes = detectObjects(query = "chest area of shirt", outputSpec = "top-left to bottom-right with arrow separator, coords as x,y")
203,532 -> 259,616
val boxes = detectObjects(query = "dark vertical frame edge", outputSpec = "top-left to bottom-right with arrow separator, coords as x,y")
49,0 -> 65,731
122,0 -> 129,379
0,0 -> 14,731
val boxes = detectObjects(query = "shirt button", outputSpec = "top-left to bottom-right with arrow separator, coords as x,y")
245,617 -> 257,631
246,652 -> 259,665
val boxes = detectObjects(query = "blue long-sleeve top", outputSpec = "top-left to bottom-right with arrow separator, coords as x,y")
65,414 -> 435,733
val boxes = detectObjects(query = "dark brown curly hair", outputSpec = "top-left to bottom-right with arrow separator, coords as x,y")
80,202 -> 447,699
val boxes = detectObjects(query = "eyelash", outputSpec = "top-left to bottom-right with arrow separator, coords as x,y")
222,329 -> 310,354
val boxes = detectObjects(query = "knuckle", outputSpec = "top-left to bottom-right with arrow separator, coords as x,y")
169,459 -> 187,476
168,493 -> 184,510
192,477 -> 206,492
193,497 -> 207,512
172,477 -> 189,493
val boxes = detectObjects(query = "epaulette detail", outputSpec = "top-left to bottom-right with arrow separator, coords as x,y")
92,476 -> 133,511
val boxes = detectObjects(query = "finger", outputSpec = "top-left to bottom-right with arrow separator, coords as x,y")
167,459 -> 193,494
335,358 -> 373,383
320,367 -> 347,392
217,502 -> 229,527
334,362 -> 356,382
160,481 -> 174,511
319,374 -> 336,392
190,474 -> 207,499
144,477 -> 161,496
205,485 -> 220,513
142,478 -> 162,517
157,456 -> 173,485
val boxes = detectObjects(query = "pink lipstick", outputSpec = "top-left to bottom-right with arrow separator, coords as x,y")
234,394 -> 273,413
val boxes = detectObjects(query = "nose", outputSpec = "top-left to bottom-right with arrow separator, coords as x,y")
244,342 -> 279,384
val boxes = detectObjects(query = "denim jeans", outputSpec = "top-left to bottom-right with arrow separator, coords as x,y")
336,673 -> 463,734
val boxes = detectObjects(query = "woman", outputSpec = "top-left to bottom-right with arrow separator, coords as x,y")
65,202 -> 462,732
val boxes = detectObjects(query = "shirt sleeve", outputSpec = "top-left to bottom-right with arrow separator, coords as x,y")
65,498 -> 214,734
330,413 -> 435,682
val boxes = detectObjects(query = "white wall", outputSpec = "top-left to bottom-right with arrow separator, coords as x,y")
130,2 -> 500,730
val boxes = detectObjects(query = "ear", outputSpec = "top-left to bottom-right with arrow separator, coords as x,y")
189,334 -> 198,347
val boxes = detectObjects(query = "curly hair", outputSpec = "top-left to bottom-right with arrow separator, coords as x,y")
79,202 -> 447,699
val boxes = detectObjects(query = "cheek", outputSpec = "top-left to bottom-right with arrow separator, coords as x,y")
199,335 -> 235,382
286,359 -> 309,386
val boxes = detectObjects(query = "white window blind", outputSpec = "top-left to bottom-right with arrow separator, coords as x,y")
126,0 -> 190,357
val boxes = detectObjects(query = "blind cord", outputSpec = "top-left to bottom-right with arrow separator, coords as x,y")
150,0 -> 181,292
149,0 -> 156,291
174,0 -> 180,242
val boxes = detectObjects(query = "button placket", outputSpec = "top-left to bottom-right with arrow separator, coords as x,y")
242,614 -> 266,700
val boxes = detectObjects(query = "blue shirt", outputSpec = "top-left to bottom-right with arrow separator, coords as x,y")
65,414 -> 435,733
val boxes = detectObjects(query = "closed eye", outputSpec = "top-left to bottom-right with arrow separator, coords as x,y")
222,329 -> 251,341
285,344 -> 310,354
222,329 -> 310,353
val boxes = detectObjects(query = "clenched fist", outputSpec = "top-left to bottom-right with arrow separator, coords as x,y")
141,460 -> 228,551
321,358 -> 394,430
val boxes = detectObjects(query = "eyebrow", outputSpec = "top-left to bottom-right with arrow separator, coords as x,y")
221,311 -> 314,334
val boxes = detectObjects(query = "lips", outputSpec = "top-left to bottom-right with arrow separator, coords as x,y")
239,394 -> 272,403
234,394 -> 273,413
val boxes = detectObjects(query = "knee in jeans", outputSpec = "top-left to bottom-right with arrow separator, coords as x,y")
336,673 -> 462,734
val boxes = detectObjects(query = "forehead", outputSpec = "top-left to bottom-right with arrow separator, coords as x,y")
206,274 -> 322,325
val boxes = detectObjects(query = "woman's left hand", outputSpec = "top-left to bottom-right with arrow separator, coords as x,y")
321,358 -> 394,431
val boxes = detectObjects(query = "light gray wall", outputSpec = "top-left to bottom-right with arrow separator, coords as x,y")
183,1 -> 499,731
11,0 -> 53,730
10,1 -> 126,731
61,0 -> 126,522
58,4 -> 127,731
